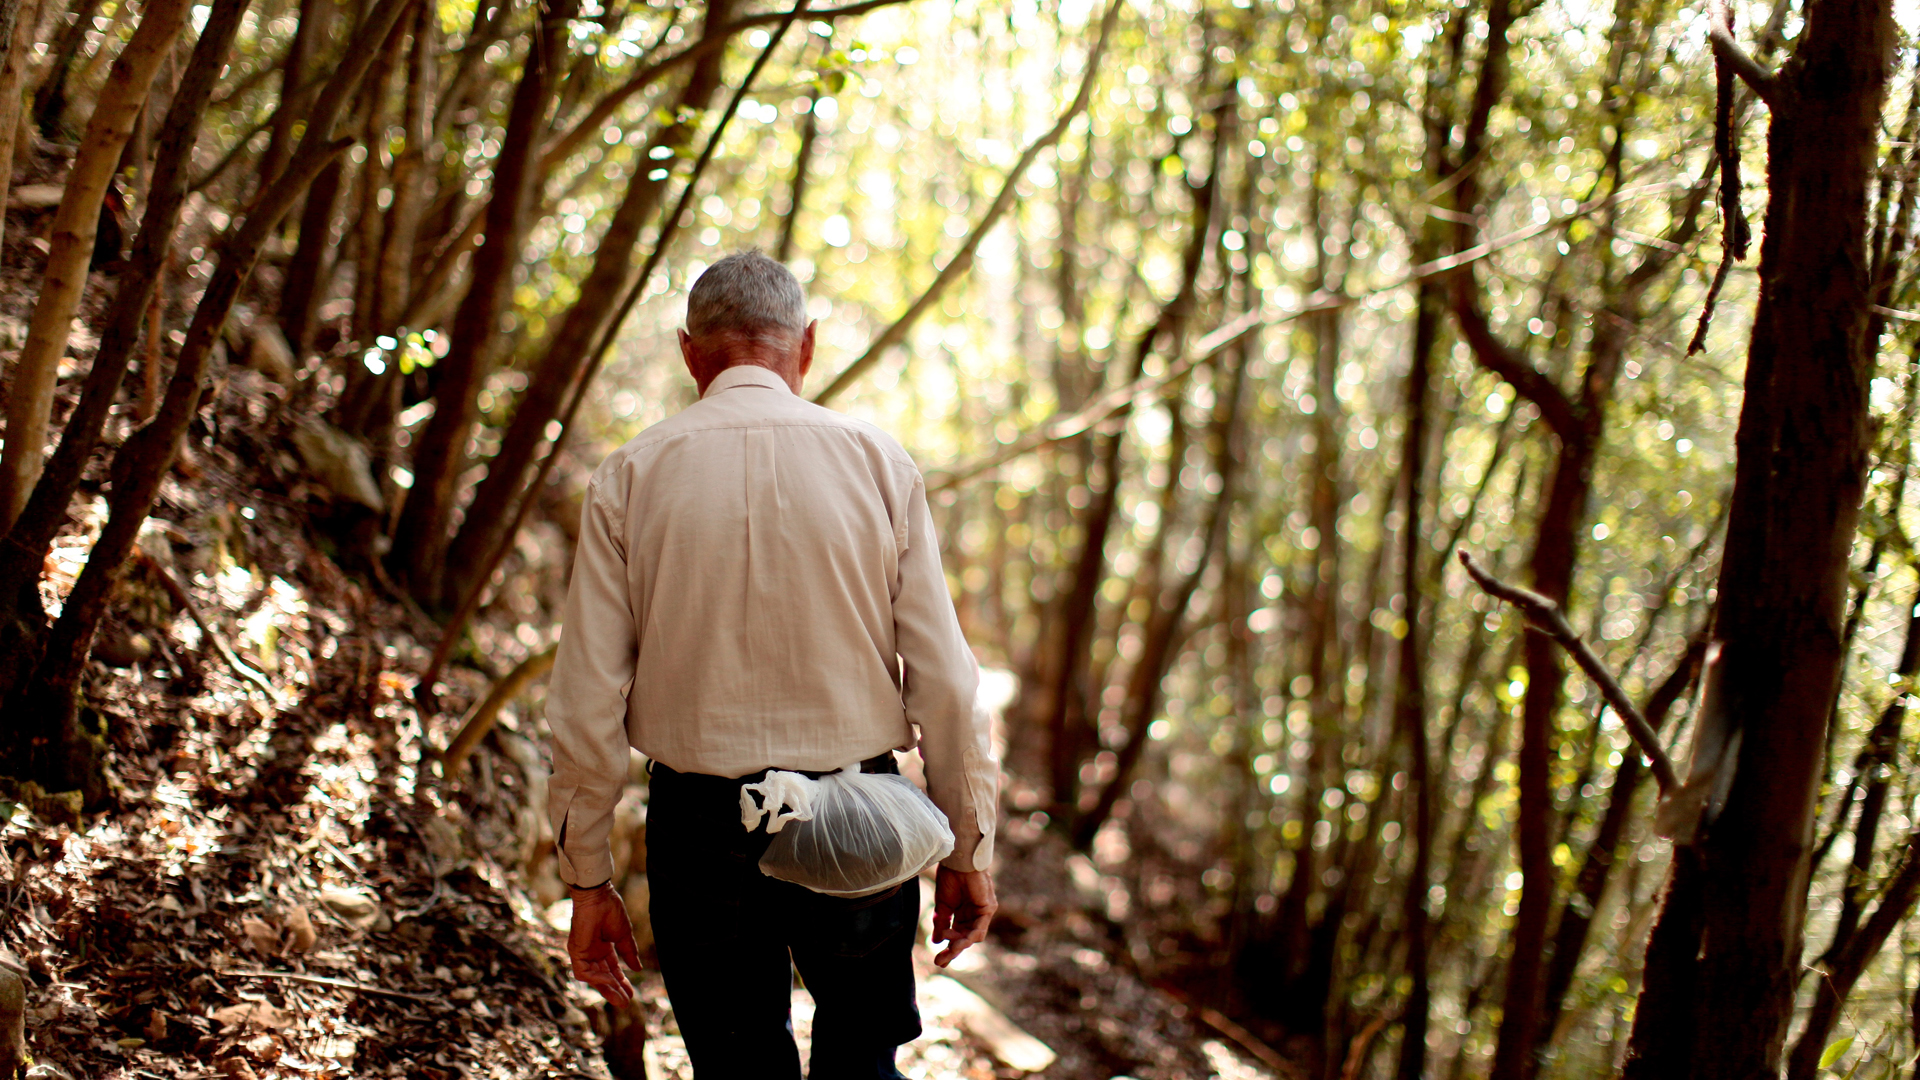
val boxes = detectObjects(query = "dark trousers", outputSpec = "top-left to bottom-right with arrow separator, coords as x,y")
646,758 -> 921,1079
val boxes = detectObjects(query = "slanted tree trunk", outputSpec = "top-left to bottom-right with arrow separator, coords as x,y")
0,0 -> 39,255
774,88 -> 818,262
1783,602 -> 1920,1080
438,0 -> 739,610
1536,635 -> 1703,1039
0,0 -> 416,804
0,0 -> 192,532
389,0 -> 581,604
1624,0 -> 1894,1072
1041,69 -> 1219,824
28,0 -> 103,138
0,0 -> 253,654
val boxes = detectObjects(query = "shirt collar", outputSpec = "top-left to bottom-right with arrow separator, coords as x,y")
701,364 -> 795,400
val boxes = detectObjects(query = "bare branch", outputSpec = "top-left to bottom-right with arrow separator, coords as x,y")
1450,274 -> 1584,441
539,0 -> 917,171
1458,551 -> 1681,793
1709,0 -> 1782,110
809,0 -> 1126,405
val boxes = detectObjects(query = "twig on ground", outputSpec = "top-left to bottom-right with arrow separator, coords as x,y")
1457,551 -> 1681,793
437,648 -> 555,776
1194,1004 -> 1302,1079
217,968 -> 437,1001
137,549 -> 282,707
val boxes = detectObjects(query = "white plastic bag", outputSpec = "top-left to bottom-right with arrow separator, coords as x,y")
739,765 -> 954,898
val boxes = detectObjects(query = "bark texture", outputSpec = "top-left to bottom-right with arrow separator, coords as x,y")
0,0 -> 192,531
1624,0 -> 1894,1073
390,0 -> 581,602
438,0 -> 739,609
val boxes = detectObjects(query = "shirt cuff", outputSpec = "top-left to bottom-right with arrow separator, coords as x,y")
555,841 -> 615,889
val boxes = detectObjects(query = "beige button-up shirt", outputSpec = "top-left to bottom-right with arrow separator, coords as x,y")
545,364 -> 996,888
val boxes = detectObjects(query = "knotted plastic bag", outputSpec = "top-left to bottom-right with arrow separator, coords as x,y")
739,764 -> 954,897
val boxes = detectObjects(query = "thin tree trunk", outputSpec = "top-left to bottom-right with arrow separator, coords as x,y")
258,0 -> 329,192
1785,833 -> 1920,1080
28,0 -> 103,138
1814,597 -> 1920,972
389,0 -> 580,603
0,0 -> 252,700
378,0 -> 434,325
1075,340 -> 1248,849
774,89 -> 818,262
1042,97 -> 1220,824
438,0 -> 738,609
0,0 -> 193,532
1536,635 -> 1705,1039
1393,276 -> 1439,1080
1625,0 -> 1894,1071
278,156 -> 344,355
0,0 -> 39,256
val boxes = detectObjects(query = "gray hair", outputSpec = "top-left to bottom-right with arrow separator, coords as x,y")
686,250 -> 807,341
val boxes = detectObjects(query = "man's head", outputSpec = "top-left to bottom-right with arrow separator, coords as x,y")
679,251 -> 816,394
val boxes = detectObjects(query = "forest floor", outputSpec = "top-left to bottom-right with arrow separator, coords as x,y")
0,341 -> 1292,1080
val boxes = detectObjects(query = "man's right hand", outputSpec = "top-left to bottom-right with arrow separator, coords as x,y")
931,866 -> 997,968
567,881 -> 642,1008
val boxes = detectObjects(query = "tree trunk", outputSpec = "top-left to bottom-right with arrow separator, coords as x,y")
1393,276 -> 1439,1080
257,0 -> 329,193
0,0 -> 38,256
278,156 -> 345,356
389,0 -> 580,603
28,0 -> 103,138
774,90 -> 818,262
0,0 -> 192,532
1042,102 -> 1220,823
1785,833 -> 1920,1080
438,0 -> 738,610
1536,636 -> 1703,1039
0,0 -> 252,643
0,0 -> 416,803
1625,0 -> 1893,1072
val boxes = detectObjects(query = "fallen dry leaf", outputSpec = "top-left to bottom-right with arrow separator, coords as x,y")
317,886 -> 380,931
239,916 -> 279,957
282,905 -> 316,953
210,1002 -> 292,1030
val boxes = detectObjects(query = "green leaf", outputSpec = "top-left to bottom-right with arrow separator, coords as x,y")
1822,1036 -> 1855,1071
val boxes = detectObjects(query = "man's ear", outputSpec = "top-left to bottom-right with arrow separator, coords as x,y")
798,319 -> 817,378
678,329 -> 703,388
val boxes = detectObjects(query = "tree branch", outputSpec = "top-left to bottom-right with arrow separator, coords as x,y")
1708,0 -> 1782,110
1450,272 -> 1583,443
810,0 -> 1125,405
538,0 -> 917,171
929,180 -> 1687,490
1458,551 -> 1681,793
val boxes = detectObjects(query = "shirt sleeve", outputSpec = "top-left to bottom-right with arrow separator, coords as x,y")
893,469 -> 997,872
545,482 -> 638,888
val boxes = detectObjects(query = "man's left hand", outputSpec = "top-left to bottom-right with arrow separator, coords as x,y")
567,882 -> 642,1008
931,866 -> 997,968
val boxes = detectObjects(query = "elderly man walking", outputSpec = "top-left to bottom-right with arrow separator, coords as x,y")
544,250 -> 999,1078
